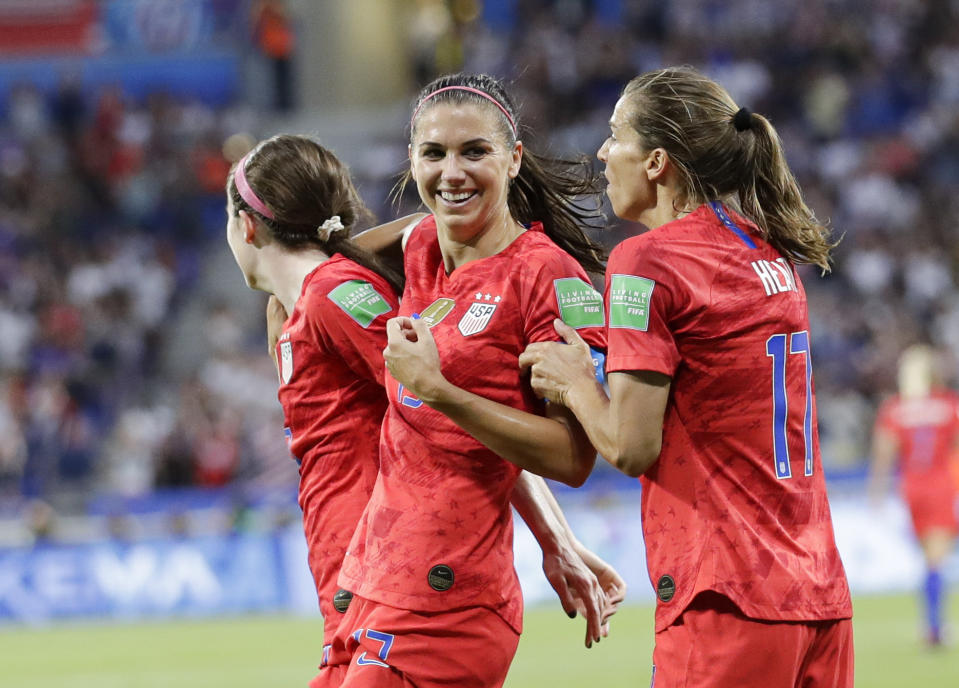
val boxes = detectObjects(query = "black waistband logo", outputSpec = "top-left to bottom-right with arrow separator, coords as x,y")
332,588 -> 353,613
428,564 -> 454,591
657,574 -> 676,603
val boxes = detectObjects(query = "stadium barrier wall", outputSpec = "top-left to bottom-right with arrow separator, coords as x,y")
0,491 -> 954,624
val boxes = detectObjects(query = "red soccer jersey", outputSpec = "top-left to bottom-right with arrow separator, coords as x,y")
875,390 -> 959,490
338,216 -> 606,633
604,203 -> 852,631
276,254 -> 398,642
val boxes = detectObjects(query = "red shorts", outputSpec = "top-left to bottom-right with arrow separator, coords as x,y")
904,483 -> 958,537
312,594 -> 520,688
650,592 -> 853,688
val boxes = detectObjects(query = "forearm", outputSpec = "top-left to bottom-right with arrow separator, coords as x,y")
425,383 -> 595,486
563,378 -> 621,470
352,213 -> 426,253
511,472 -> 572,555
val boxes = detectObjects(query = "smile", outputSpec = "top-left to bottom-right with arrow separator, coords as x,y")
439,190 -> 477,204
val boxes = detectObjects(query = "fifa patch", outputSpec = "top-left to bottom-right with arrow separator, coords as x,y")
428,564 -> 455,591
554,277 -> 605,328
279,340 -> 294,383
656,574 -> 675,602
458,298 -> 498,336
420,297 -> 455,327
327,280 -> 391,328
609,274 -> 655,331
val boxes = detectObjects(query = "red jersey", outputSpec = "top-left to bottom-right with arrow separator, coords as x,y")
339,216 -> 606,633
604,203 -> 852,631
276,255 -> 398,642
875,390 -> 959,490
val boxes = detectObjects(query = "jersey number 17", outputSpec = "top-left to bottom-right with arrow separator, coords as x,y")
766,331 -> 814,480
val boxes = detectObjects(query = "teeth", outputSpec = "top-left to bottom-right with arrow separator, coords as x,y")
440,191 -> 474,202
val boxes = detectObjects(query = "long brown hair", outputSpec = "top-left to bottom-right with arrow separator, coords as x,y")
227,134 -> 404,293
622,66 -> 836,271
396,72 -> 607,274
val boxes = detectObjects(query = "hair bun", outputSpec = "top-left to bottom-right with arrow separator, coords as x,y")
733,107 -> 753,132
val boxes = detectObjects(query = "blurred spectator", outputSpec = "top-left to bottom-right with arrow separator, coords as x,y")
5,0 -> 959,532
252,0 -> 296,111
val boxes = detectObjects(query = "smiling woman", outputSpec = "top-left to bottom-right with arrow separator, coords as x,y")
324,73 -> 623,688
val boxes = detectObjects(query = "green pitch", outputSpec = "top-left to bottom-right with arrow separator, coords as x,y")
2,594 -> 957,687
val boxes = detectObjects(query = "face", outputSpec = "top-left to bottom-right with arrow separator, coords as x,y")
225,195 -> 256,287
597,96 -> 655,222
410,101 -> 521,243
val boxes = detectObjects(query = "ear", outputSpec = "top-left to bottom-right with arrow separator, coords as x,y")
645,148 -> 670,182
408,143 -> 416,181
507,139 -> 523,180
238,210 -> 259,245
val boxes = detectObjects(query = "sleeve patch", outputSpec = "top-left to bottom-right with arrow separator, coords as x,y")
553,277 -> 605,329
327,280 -> 392,328
609,274 -> 655,331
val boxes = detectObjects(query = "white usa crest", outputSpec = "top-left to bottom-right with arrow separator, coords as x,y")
280,340 -> 294,383
458,302 -> 497,336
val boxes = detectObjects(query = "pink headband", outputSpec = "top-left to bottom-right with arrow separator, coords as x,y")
233,152 -> 275,220
410,86 -> 517,136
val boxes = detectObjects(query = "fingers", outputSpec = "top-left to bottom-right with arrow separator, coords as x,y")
581,583 -> 605,648
553,318 -> 587,348
545,569 -> 579,620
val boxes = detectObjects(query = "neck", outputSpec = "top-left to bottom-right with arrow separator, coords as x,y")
436,209 -> 524,272
638,184 -> 692,230
259,245 -> 330,313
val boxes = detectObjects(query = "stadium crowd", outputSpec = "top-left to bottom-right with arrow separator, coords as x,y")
1,0 -> 957,528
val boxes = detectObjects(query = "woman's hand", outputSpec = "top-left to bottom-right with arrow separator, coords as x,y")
519,319 -> 598,406
573,541 -> 627,635
383,316 -> 449,403
541,543 -> 611,648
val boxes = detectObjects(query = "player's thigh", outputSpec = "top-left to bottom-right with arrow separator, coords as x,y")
651,592 -> 811,688
797,618 -> 854,688
337,596 -> 519,688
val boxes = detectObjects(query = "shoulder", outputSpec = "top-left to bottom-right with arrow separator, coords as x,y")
406,214 -> 438,250
513,226 -> 590,279
302,257 -> 396,326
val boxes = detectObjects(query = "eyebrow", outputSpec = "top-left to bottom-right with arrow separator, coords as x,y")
417,137 -> 493,148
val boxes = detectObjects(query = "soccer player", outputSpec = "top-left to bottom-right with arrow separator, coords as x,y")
519,66 -> 854,686
226,134 -> 623,687
870,344 -> 959,647
326,73 -> 616,687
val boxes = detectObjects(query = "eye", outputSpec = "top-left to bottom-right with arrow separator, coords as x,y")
420,147 -> 444,160
464,146 -> 489,159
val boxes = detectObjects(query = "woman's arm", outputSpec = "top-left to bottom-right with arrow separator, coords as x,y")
383,316 -> 596,486
511,472 -> 615,647
352,212 -> 426,254
519,320 -> 671,477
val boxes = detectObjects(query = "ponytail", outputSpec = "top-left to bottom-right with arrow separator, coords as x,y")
739,113 -> 835,272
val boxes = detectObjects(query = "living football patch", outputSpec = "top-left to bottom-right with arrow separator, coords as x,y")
553,277 -> 605,328
327,280 -> 391,327
609,274 -> 655,331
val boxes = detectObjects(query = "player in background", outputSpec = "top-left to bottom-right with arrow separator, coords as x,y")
519,66 -> 854,687
328,73 -> 622,688
226,134 -> 623,687
869,344 -> 959,647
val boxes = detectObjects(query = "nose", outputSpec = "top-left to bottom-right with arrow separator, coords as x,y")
441,153 -> 466,183
597,138 -> 609,163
